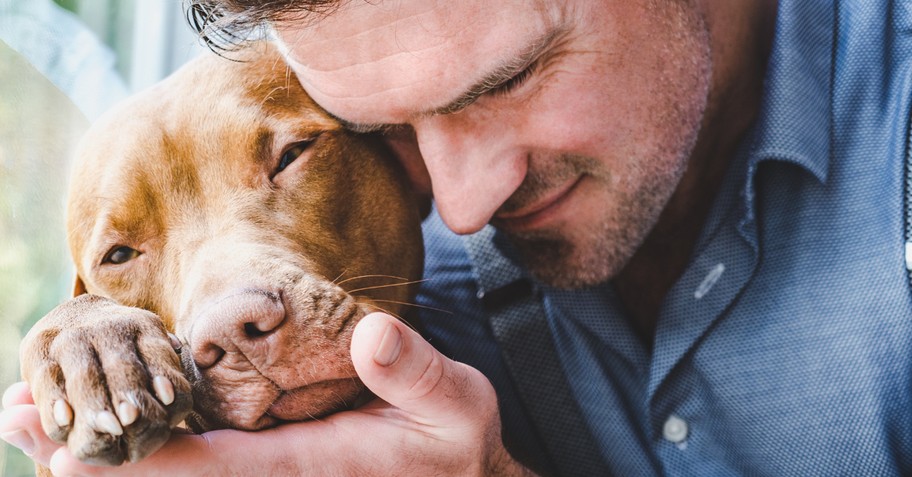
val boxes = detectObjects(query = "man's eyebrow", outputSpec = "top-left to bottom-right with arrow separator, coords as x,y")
330,26 -> 567,133
426,26 -> 567,117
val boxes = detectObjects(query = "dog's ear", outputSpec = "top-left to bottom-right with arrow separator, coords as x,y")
73,274 -> 87,297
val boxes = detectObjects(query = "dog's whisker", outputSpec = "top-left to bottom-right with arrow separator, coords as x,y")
368,299 -> 454,315
266,86 -> 288,106
360,302 -> 403,321
283,64 -> 292,96
329,390 -> 349,411
346,278 -> 429,294
335,274 -> 414,287
339,369 -> 360,388
330,268 -> 349,285
358,302 -> 424,334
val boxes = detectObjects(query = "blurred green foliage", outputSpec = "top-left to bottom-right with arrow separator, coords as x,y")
2,2 -> 180,473
51,0 -> 135,83
52,0 -> 78,13
0,42 -> 88,477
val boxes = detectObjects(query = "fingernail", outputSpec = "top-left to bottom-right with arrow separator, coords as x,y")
53,399 -> 73,427
373,322 -> 402,367
95,410 -> 123,436
1,429 -> 35,456
117,401 -> 139,426
153,376 -> 175,405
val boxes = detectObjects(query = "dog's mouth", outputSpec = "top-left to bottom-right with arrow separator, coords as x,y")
264,378 -> 365,422
188,377 -> 366,432
178,291 -> 386,431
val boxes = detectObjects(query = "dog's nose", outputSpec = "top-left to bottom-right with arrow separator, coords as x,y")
189,289 -> 286,369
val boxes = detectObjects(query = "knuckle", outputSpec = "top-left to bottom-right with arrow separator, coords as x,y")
20,328 -> 56,356
152,349 -> 185,375
465,365 -> 497,404
29,362 -> 63,389
47,329 -> 92,358
406,351 -> 446,400
119,307 -> 161,329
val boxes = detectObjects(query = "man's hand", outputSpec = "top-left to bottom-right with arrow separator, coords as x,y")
0,312 -> 535,476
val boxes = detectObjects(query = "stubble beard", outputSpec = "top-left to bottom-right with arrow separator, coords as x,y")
503,155 -> 688,290
502,4 -> 712,290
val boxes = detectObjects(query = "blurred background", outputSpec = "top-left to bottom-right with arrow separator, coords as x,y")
0,1 -> 206,474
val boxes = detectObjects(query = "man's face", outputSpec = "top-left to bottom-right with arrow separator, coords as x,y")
276,0 -> 712,288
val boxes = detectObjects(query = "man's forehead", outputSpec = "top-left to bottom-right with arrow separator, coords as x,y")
274,0 -> 547,60
273,0 -> 556,124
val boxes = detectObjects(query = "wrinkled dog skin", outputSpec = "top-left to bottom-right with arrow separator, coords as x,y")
19,43 -> 424,467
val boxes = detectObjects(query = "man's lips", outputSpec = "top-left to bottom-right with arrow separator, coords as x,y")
493,176 -> 583,231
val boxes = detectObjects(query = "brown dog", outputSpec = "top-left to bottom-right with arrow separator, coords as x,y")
18,42 -> 424,467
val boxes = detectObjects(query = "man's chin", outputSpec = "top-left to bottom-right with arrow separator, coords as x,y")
510,236 -> 626,290
525,263 -> 615,290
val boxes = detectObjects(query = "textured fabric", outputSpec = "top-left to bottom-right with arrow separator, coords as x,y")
417,1 -> 912,476
463,227 -> 611,476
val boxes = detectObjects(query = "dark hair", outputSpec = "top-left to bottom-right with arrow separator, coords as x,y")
185,0 -> 341,52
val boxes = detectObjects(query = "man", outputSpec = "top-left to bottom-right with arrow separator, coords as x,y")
4,0 -> 912,475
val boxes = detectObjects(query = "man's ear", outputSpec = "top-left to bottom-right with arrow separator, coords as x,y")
73,274 -> 87,297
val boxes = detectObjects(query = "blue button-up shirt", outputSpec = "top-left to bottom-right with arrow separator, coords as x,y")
417,1 -> 912,475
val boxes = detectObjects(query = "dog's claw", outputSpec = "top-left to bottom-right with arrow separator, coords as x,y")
153,376 -> 175,406
53,399 -> 73,427
117,401 -> 140,426
95,410 -> 124,436
167,332 -> 182,353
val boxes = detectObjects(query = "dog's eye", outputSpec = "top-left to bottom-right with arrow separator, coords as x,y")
103,246 -> 140,265
276,140 -> 313,174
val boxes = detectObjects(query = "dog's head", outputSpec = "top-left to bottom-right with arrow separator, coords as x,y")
65,43 -> 424,430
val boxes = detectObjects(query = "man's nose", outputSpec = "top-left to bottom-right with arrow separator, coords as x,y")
414,115 -> 527,235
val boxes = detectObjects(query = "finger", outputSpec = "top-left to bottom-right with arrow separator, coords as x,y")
0,404 -> 65,467
3,382 -> 34,408
350,312 -> 498,426
49,425 -> 321,477
49,432 -> 212,477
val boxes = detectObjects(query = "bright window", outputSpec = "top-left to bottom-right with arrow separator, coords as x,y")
0,1 -> 205,474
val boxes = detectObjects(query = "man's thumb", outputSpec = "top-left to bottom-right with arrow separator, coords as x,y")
350,312 -> 496,424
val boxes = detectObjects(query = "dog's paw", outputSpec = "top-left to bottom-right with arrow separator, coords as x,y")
19,295 -> 192,466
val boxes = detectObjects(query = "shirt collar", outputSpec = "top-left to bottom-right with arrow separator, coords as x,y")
748,1 -> 834,183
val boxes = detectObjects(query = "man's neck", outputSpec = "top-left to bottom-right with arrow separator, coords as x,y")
613,0 -> 778,346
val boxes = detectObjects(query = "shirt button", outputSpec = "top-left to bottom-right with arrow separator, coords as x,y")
663,415 -> 689,444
